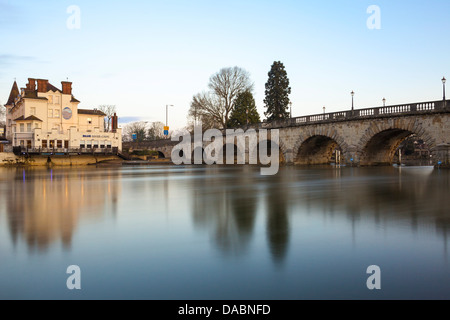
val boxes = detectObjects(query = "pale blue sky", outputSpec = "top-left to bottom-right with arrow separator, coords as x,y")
1,0 -> 450,130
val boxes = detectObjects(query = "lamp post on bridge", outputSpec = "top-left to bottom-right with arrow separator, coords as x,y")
351,90 -> 355,115
382,97 -> 386,107
246,106 -> 249,129
442,77 -> 446,107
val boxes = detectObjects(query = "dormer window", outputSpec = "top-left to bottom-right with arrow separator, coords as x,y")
87,118 -> 92,124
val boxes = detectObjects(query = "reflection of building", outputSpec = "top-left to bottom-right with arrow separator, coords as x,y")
4,78 -> 121,152
5,168 -> 121,251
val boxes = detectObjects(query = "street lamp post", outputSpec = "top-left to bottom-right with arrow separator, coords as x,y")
442,77 -> 446,105
323,106 -> 326,114
382,97 -> 386,107
166,104 -> 173,127
165,104 -> 173,137
246,106 -> 249,128
351,91 -> 355,115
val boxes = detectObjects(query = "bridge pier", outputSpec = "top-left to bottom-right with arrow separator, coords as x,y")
343,145 -> 359,167
435,144 -> 450,168
284,149 -> 294,165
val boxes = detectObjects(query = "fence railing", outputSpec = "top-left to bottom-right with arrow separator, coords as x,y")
14,147 -> 118,155
269,99 -> 448,127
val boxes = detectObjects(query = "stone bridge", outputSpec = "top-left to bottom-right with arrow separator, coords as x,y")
124,99 -> 450,167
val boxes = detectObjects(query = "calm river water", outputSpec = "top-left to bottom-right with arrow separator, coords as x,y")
0,165 -> 448,300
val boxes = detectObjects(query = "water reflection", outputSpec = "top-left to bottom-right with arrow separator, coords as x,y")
190,167 -> 258,256
1,165 -> 449,263
0,165 -> 449,299
2,167 -> 121,252
189,166 -> 449,263
264,172 -> 290,265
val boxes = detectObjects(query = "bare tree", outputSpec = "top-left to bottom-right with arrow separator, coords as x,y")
188,66 -> 253,129
98,105 -> 116,132
0,102 -> 5,137
122,121 -> 148,142
188,92 -> 224,130
147,121 -> 165,140
0,104 -> 5,125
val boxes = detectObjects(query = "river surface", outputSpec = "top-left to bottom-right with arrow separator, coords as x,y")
0,165 -> 448,300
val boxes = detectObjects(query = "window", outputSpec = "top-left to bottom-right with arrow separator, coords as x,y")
35,123 -> 39,129
27,140 -> 32,148
42,140 -> 48,148
27,123 -> 31,132
20,123 -> 24,132
80,140 -> 85,148
64,140 -> 69,148
87,118 -> 92,124
54,109 -> 60,118
57,140 -> 63,148
48,95 -> 53,104
12,126 -> 16,133
8,119 -> 11,126
30,107 -> 36,115
107,142 -> 112,148
48,109 -> 53,118
20,140 -> 24,147
49,140 -> 55,148
55,96 -> 60,104
86,141 -> 92,148
93,141 -> 99,148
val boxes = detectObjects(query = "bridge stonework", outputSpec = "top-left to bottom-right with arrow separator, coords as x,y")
125,101 -> 450,167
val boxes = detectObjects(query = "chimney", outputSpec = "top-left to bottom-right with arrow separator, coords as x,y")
61,81 -> 72,95
37,79 -> 48,93
26,78 -> 36,91
111,113 -> 118,133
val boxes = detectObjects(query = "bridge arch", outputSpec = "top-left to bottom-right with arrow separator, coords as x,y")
292,128 -> 348,165
154,150 -> 166,159
356,119 -> 436,166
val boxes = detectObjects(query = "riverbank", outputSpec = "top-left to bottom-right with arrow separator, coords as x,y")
0,152 -> 123,166
0,152 -> 176,167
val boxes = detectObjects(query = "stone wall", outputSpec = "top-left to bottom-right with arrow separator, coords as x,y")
0,153 -> 121,166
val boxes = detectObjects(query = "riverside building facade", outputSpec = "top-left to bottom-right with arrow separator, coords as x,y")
4,78 -> 122,154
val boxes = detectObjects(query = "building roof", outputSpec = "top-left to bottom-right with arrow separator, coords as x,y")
78,109 -> 106,116
23,90 -> 48,100
13,115 -> 43,122
71,96 -> 80,103
6,81 -> 20,106
47,83 -> 62,93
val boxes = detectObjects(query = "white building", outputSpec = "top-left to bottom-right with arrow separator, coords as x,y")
4,78 -> 122,153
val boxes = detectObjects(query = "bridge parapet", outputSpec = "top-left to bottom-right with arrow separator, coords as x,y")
249,100 -> 449,130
